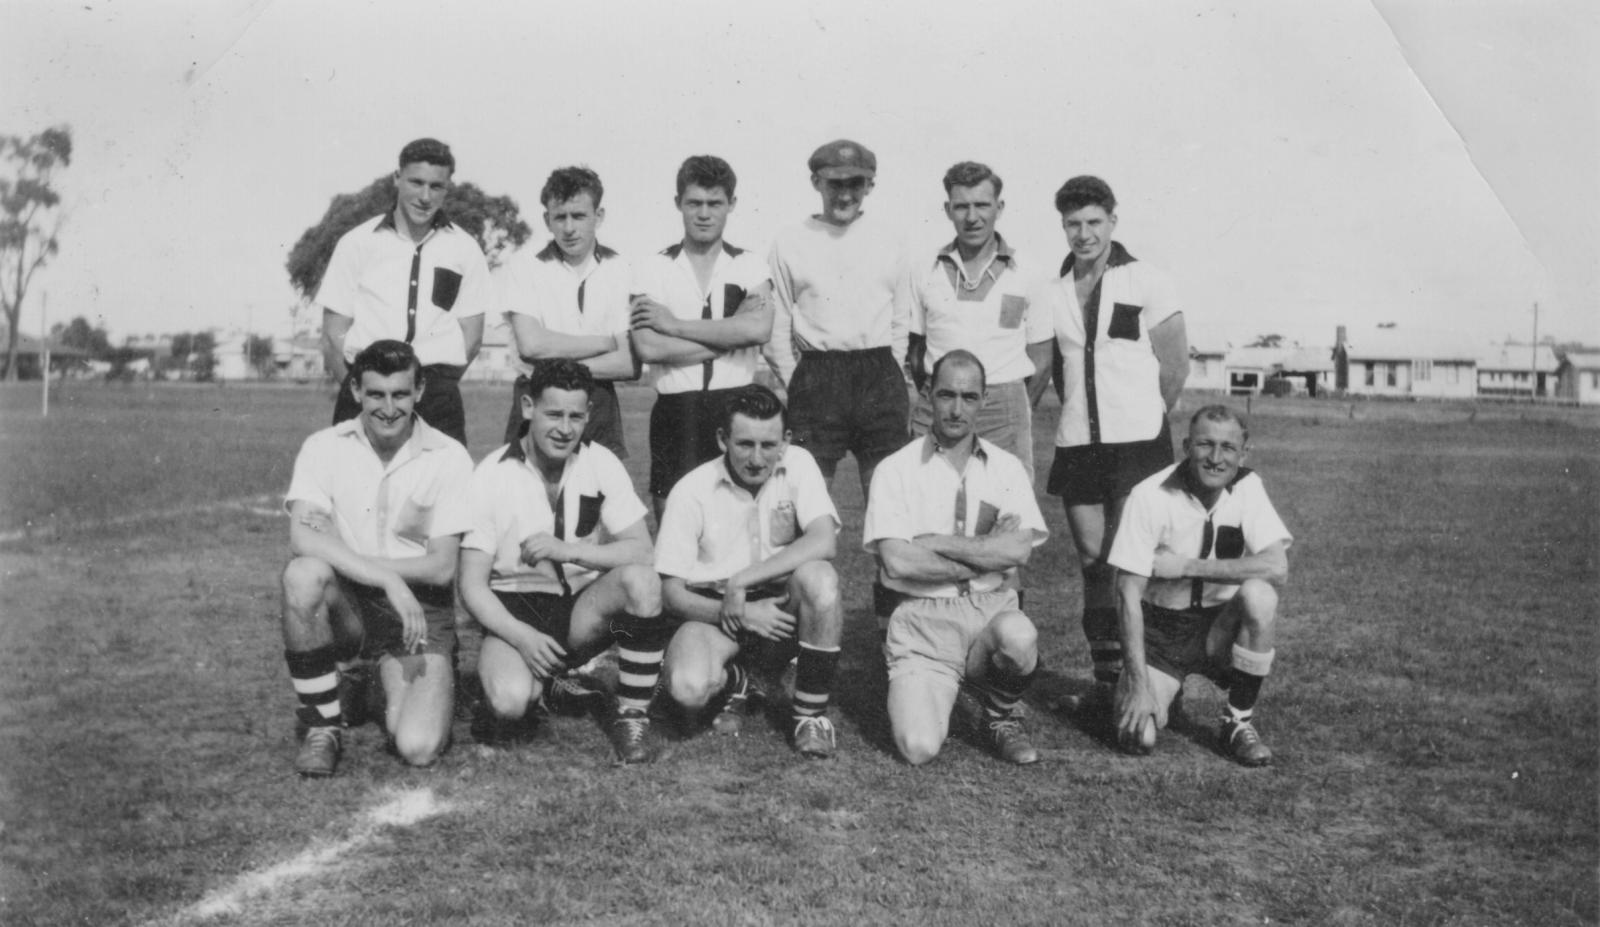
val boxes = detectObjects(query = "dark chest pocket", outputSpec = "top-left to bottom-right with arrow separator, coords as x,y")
575,493 -> 604,538
1214,525 -> 1245,560
1108,302 -> 1143,341
722,283 -> 747,319
432,268 -> 463,311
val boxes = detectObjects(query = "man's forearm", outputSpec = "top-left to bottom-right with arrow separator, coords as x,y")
1116,572 -> 1152,678
878,539 -> 979,584
662,579 -> 723,625
918,530 -> 1035,573
561,537 -> 653,573
631,328 -> 719,365
1183,548 -> 1288,586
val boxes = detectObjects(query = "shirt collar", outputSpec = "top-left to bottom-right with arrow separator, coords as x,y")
374,206 -> 452,235
535,240 -> 620,264
1058,240 -> 1136,278
919,432 -> 988,464
936,232 -> 1015,267
660,240 -> 746,261
713,452 -> 789,494
1161,462 -> 1253,500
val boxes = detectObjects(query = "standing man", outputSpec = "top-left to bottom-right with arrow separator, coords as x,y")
279,340 -> 474,777
457,360 -> 673,765
655,385 -> 845,758
498,166 -> 637,456
1107,405 -> 1291,767
317,138 -> 494,447
630,155 -> 774,518
864,351 -> 1050,766
907,162 -> 1053,479
1037,176 -> 1189,696
766,138 -> 911,500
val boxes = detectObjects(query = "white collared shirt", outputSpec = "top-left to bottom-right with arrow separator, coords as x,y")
655,445 -> 839,584
1109,463 -> 1292,610
765,214 -> 912,386
909,236 -> 1051,385
284,416 -> 475,558
1036,242 -> 1179,446
497,241 -> 634,376
632,241 -> 771,394
863,434 -> 1048,599
316,213 -> 495,367
462,438 -> 648,595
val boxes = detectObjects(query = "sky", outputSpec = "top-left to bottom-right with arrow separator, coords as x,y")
1,0 -> 1595,349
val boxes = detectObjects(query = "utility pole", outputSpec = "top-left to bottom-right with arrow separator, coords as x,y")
40,291 -> 49,417
1530,302 -> 1539,401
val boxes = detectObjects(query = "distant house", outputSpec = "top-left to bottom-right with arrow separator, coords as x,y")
1476,343 -> 1560,398
1555,353 -> 1600,406
1186,324 -> 1230,392
212,331 -> 254,381
462,318 -> 517,384
1223,345 -> 1289,395
1,334 -> 89,379
1333,326 -> 1477,399
275,334 -> 325,382
1276,346 -> 1335,397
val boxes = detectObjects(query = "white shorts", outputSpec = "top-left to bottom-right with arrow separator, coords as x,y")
883,589 -> 1018,685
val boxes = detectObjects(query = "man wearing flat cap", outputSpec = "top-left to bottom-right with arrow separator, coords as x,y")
765,139 -> 912,504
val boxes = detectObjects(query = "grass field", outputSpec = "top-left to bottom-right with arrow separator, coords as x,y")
1,380 -> 1596,926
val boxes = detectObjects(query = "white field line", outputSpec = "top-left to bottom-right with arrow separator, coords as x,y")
160,787 -> 449,925
0,494 -> 284,544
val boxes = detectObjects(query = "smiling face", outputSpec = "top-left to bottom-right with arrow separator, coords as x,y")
543,191 -> 604,264
521,386 -> 591,466
392,161 -> 452,234
677,184 -> 734,247
944,179 -> 1003,256
718,412 -> 788,493
1183,415 -> 1249,496
354,368 -> 421,451
1061,202 -> 1117,267
812,175 -> 873,226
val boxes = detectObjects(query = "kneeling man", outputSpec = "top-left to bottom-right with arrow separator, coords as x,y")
864,350 -> 1050,766
458,359 -> 671,764
280,340 -> 474,777
1108,404 -> 1292,766
657,385 -> 845,758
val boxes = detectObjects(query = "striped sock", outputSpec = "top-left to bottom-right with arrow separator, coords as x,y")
722,660 -> 748,700
1082,606 -> 1123,685
285,644 -> 343,728
792,643 -> 840,719
612,615 -> 671,714
1226,645 -> 1274,723
978,662 -> 1037,720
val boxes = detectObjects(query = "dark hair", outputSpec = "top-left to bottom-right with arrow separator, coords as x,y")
1053,175 -> 1116,215
676,155 -> 737,199
720,383 -> 787,433
942,161 -> 1002,198
541,166 -> 604,209
349,339 -> 424,386
522,358 -> 596,404
1189,404 -> 1249,443
930,348 -> 987,392
398,138 -> 455,173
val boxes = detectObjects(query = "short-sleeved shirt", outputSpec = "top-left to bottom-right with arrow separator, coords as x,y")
461,437 -> 648,595
632,241 -> 771,394
497,241 -> 633,377
315,212 -> 494,367
766,214 -> 911,386
284,416 -> 475,559
1108,463 -> 1293,610
909,235 -> 1051,386
863,435 -> 1048,599
1036,242 -> 1178,447
655,445 -> 840,585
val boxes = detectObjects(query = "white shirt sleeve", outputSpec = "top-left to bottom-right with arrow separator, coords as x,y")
653,480 -> 703,579
1023,266 -> 1054,345
1139,263 -> 1180,329
765,239 -> 799,386
787,448 -> 840,534
497,253 -> 538,320
1243,477 -> 1293,553
598,449 -> 650,535
424,446 -> 477,539
314,230 -> 360,318
452,243 -> 495,320
283,435 -> 334,514
1107,482 -> 1163,577
460,462 -> 501,554
861,454 -> 912,548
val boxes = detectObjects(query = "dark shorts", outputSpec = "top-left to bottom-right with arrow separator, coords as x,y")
787,348 -> 909,467
1046,417 -> 1175,505
334,364 -> 466,446
492,590 -> 612,670
649,387 -> 743,498
685,580 -> 800,668
1142,601 -> 1227,684
504,373 -> 627,458
339,578 -> 457,659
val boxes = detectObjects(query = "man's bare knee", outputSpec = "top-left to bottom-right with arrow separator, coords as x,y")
281,557 -> 334,608
990,611 -> 1038,671
482,673 -> 534,720
793,561 -> 839,613
667,667 -> 720,711
393,725 -> 448,767
1236,579 -> 1278,627
615,563 -> 662,617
